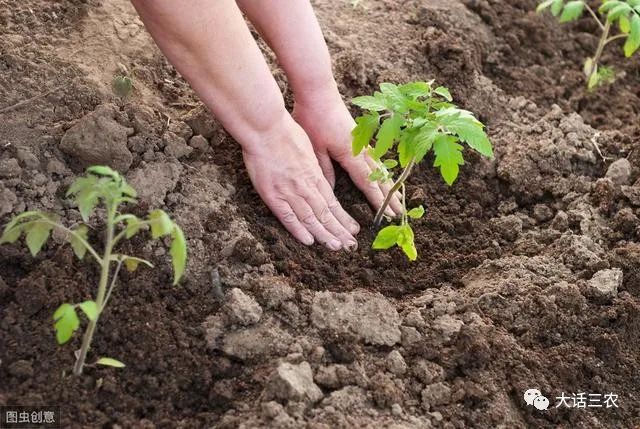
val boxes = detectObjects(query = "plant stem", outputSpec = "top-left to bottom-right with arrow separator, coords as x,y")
373,159 -> 415,229
585,3 -> 605,31
401,183 -> 407,225
588,20 -> 612,81
72,205 -> 116,376
101,259 -> 123,312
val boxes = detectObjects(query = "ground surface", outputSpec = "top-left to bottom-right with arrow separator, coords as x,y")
1,0 -> 640,428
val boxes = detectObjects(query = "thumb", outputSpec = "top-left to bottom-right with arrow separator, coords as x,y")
316,151 -> 336,188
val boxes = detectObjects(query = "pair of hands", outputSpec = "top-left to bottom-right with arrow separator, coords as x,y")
242,91 -> 402,250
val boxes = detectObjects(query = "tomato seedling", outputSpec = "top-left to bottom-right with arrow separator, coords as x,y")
0,166 -> 187,375
351,81 -> 493,260
537,0 -> 640,89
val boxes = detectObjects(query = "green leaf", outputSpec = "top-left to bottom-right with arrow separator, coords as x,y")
0,225 -> 22,244
600,0 -> 623,14
398,128 -> 418,167
125,216 -> 142,239
76,188 -> 99,222
352,112 -> 380,156
78,300 -> 99,321
121,255 -> 153,272
620,13 -> 631,32
352,95 -> 387,111
407,205 -> 425,219
96,357 -> 126,368
372,225 -> 402,250
551,0 -> 565,16
399,81 -> 431,98
69,224 -> 89,260
434,86 -> 453,101
369,168 -> 385,182
148,210 -> 173,239
624,14 -> 640,56
433,135 -> 465,186
437,109 -> 493,158
374,114 -> 403,159
559,0 -> 584,22
383,159 -> 398,169
121,182 -> 138,198
24,220 -> 53,256
87,165 -> 120,180
170,224 -> 187,285
412,125 -> 439,163
607,3 -> 631,21
397,224 -> 417,261
588,64 -> 600,89
53,303 -> 80,344
537,0 -> 555,12
379,83 -> 406,111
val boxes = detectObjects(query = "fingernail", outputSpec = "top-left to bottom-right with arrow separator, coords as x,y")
328,239 -> 342,251
346,240 -> 358,251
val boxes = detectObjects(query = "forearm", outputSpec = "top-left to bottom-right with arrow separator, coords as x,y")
236,0 -> 338,103
130,0 -> 287,151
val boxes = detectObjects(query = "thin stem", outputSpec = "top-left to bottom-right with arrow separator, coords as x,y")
605,33 -> 627,45
373,159 -> 415,229
585,3 -> 605,31
401,183 -> 407,225
112,220 -> 150,247
40,220 -> 101,264
101,259 -> 123,312
73,204 -> 116,376
587,20 -> 611,81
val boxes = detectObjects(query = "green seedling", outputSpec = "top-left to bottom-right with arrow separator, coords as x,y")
0,166 -> 187,376
537,0 -> 640,89
112,75 -> 134,100
351,81 -> 493,260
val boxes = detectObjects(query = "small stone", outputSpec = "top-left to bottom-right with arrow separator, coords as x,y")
391,403 -> 403,416
188,135 -> 210,152
315,365 -> 340,389
532,204 -> 554,222
551,211 -> 569,232
8,360 -> 34,379
60,104 -> 133,172
605,158 -> 632,186
163,131 -> 193,159
16,147 -> 39,169
223,288 -> 263,326
386,350 -> 407,376
421,382 -> 452,410
261,401 -> 284,419
127,162 -> 182,206
403,309 -> 426,328
587,268 -> 623,301
311,291 -> 401,346
400,326 -> 422,348
0,158 -> 22,178
433,315 -> 463,339
221,321 -> 293,361
412,360 -> 444,385
265,361 -> 323,404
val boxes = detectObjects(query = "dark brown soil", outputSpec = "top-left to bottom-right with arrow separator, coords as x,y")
2,0 -> 640,428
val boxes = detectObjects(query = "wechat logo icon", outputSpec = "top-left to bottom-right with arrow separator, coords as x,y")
524,388 -> 550,411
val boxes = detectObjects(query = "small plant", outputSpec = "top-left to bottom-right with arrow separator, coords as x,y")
0,166 -> 187,375
537,0 -> 640,89
351,81 -> 493,260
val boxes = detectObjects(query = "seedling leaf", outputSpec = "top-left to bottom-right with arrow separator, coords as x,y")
433,135 -> 465,185
148,210 -> 173,239
407,206 -> 425,219
374,114 -> 403,159
170,224 -> 187,285
96,357 -> 125,368
53,303 -> 80,344
352,112 -> 380,156
78,300 -> 99,321
69,224 -> 89,260
397,224 -> 417,261
25,220 -> 53,256
434,86 -> 453,101
559,1 -> 585,22
624,14 -> 640,57
352,95 -> 387,111
372,225 -> 402,249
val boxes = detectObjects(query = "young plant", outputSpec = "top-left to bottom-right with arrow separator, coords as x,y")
0,166 -> 187,376
351,81 -> 493,260
537,0 -> 640,89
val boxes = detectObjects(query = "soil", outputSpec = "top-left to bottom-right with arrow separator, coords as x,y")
2,0 -> 640,428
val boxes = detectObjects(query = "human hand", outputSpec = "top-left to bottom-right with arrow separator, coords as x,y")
242,112 -> 360,250
293,87 -> 403,216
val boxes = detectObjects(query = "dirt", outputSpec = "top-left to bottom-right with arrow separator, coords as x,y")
2,0 -> 640,428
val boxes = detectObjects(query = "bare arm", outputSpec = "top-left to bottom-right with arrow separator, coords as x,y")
131,0 -> 359,250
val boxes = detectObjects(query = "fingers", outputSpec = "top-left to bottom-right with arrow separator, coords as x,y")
339,153 -> 403,218
268,199 -> 314,246
316,179 -> 360,236
316,151 -> 336,189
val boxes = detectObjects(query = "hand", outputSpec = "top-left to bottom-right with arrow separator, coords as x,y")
242,112 -> 360,250
293,87 -> 403,216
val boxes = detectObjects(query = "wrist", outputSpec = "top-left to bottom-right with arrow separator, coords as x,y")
240,109 -> 299,157
292,76 -> 342,108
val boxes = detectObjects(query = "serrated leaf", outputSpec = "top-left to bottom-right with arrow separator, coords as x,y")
398,128 -> 418,167
407,205 -> 425,219
372,225 -> 402,250
148,210 -> 173,239
624,13 -> 640,56
25,221 -> 53,256
600,0 -> 623,14
434,86 -> 453,101
69,224 -> 89,260
352,112 -> 380,156
170,224 -> 187,285
374,114 -> 403,159
412,125 -> 439,163
352,95 -> 387,111
397,224 -> 417,261
379,83 -> 407,111
66,175 -> 98,198
96,357 -> 126,368
78,300 -> 99,321
76,188 -> 99,222
433,135 -> 465,186
53,303 -> 80,344
559,1 -> 584,22
551,0 -> 565,16
398,82 -> 431,98
607,3 -> 631,21
437,109 -> 493,158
